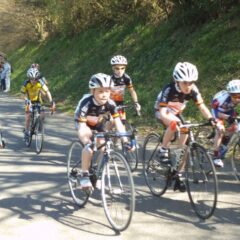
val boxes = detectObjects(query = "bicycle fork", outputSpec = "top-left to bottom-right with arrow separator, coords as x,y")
105,156 -> 124,194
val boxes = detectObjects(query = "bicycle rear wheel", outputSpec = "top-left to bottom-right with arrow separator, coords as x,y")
143,133 -> 169,196
231,141 -> 240,181
122,121 -> 139,172
67,141 -> 90,207
186,143 -> 218,219
35,118 -> 44,154
101,151 -> 135,231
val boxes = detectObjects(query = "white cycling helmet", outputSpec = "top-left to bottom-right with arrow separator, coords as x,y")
173,62 -> 198,82
110,55 -> 128,65
226,79 -> 240,93
89,73 -> 114,89
27,67 -> 40,79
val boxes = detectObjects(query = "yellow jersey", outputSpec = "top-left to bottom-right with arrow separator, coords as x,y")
21,79 -> 49,102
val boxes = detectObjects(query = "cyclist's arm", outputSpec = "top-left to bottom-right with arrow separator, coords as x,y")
128,87 -> 138,104
42,84 -> 53,103
197,102 -> 213,120
46,90 -> 53,103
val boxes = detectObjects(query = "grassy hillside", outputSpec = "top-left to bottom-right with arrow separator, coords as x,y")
9,5 -> 240,127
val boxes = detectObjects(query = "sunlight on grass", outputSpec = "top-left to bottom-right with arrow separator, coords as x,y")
8,6 -> 240,125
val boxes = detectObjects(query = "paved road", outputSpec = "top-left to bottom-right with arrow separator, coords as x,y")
0,93 -> 239,240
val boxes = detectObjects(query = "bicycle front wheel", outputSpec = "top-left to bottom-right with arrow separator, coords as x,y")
25,130 -> 32,148
231,141 -> 240,181
67,141 -> 90,207
186,143 -> 218,219
143,133 -> 169,196
35,117 -> 44,154
101,151 -> 135,231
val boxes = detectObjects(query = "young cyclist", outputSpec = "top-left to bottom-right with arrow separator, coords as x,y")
211,79 -> 240,168
74,73 -> 134,189
154,62 -> 216,192
110,55 -> 141,123
21,67 -> 55,140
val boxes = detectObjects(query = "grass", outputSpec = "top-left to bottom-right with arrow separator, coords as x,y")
9,5 -> 240,128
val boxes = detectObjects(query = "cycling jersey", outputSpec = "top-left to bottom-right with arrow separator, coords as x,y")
154,82 -> 203,115
21,79 -> 48,102
110,73 -> 133,104
211,90 -> 236,118
74,94 -> 119,130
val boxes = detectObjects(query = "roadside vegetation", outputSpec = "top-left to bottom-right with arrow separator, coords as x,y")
9,0 -> 240,128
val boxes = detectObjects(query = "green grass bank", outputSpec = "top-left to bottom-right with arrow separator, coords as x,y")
9,6 -> 240,128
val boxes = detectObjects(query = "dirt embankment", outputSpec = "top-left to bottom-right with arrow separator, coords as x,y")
0,0 -> 36,55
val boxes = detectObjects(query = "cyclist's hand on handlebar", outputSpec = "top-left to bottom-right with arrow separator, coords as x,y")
134,102 -> 141,116
50,101 -> 56,113
208,117 -> 217,127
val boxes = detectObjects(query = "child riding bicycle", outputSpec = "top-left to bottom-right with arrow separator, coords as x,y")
154,62 -> 216,192
211,79 -> 240,168
21,67 -> 55,140
74,73 -> 134,189
110,55 -> 141,123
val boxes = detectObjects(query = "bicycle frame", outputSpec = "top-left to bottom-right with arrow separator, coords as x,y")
90,131 -> 133,179
170,122 -> 211,171
29,104 -> 42,134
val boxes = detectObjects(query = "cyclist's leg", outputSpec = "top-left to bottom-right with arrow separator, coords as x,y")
77,122 -> 94,188
177,133 -> 188,171
77,123 -> 93,171
172,126 -> 188,192
120,110 -> 127,131
157,110 -> 180,148
156,109 -> 181,164
25,110 -> 31,131
213,120 -> 225,167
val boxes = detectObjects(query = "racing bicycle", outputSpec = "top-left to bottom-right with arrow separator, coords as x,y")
143,121 -> 218,219
24,102 -> 52,154
67,131 -> 135,231
195,117 -> 240,181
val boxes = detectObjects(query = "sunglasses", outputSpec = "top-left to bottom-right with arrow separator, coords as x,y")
182,81 -> 194,85
30,78 -> 37,81
231,94 -> 240,99
114,67 -> 126,71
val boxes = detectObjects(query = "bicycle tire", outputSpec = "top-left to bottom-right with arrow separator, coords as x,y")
25,114 -> 34,147
35,117 -> 44,154
101,151 -> 135,231
67,141 -> 90,207
25,128 -> 32,147
143,133 -> 169,196
186,143 -> 218,219
231,141 -> 240,181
